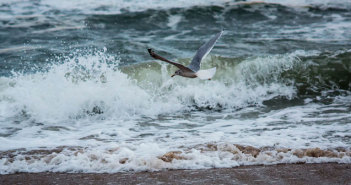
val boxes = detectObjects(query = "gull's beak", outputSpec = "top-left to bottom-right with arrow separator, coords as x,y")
171,74 -> 175,77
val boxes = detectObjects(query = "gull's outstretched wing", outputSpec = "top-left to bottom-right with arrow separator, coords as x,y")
148,49 -> 193,72
188,30 -> 223,72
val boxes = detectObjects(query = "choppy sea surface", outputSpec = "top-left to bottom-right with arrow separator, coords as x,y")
0,0 -> 350,174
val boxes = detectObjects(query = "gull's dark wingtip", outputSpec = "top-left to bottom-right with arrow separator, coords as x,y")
148,48 -> 157,58
147,48 -> 154,56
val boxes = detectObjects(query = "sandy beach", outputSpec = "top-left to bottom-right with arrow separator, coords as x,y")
1,163 -> 350,185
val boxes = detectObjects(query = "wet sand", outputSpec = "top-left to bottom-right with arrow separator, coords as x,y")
1,163 -> 350,185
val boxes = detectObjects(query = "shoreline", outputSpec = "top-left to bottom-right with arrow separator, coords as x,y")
1,163 -> 350,185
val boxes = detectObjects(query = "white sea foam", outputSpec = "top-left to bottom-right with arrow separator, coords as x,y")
0,50 -> 301,124
0,50 -> 350,174
167,15 -> 182,30
0,143 -> 349,174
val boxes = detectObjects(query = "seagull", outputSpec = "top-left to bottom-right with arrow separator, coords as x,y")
148,30 -> 223,80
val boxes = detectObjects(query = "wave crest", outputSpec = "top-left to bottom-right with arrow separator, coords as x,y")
1,50 -> 350,123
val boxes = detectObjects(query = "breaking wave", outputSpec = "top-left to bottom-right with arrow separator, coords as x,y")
0,49 -> 350,174
0,49 -> 350,123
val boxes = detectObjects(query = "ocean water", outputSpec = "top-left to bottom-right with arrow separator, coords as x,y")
0,0 -> 350,174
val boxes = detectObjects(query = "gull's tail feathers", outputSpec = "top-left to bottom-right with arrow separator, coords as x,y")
196,67 -> 216,80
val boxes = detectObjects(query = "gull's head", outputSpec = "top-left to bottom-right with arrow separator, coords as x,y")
171,70 -> 182,77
